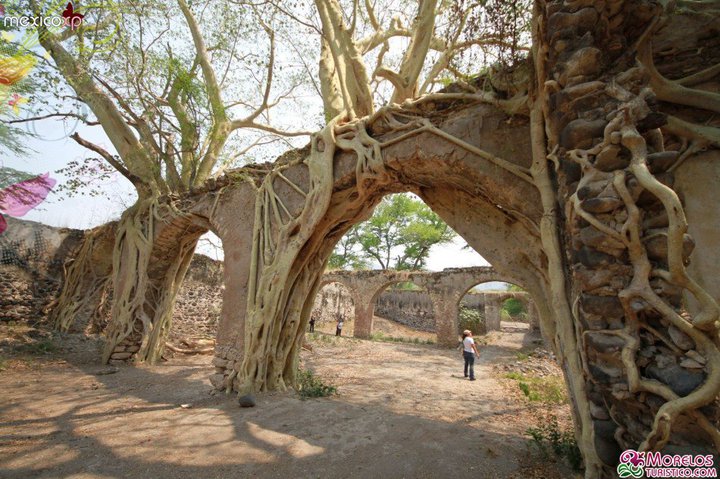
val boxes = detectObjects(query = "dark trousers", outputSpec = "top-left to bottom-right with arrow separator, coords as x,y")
309,322 -> 315,332
463,351 -> 475,379
335,327 -> 342,336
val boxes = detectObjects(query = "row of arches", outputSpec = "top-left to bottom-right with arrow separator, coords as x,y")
313,268 -> 539,346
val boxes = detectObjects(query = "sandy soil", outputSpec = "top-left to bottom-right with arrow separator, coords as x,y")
0,322 -> 577,479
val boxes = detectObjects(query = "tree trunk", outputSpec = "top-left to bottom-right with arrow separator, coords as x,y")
534,1 -> 720,476
52,222 -> 115,333
101,196 -> 206,364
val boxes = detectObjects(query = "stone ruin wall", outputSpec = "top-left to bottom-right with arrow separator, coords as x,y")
0,218 -> 224,339
311,286 -> 528,333
0,217 -> 83,323
309,283 -> 355,325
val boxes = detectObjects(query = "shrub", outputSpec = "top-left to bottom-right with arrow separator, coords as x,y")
504,372 -> 567,404
526,414 -> 582,471
458,307 -> 486,335
296,369 -> 337,399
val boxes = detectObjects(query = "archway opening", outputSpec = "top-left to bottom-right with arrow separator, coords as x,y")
310,281 -> 356,337
371,280 -> 437,344
457,281 -> 534,339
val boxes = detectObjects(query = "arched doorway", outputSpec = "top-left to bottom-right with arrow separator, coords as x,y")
457,281 -> 535,338
371,280 -> 437,344
310,281 -> 356,336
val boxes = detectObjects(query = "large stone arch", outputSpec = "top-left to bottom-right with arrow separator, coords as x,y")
203,100 -> 550,395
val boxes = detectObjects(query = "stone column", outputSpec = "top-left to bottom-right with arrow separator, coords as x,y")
353,293 -> 374,339
527,301 -> 540,332
429,292 -> 457,347
484,296 -> 501,332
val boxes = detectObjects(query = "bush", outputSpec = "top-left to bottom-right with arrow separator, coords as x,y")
458,307 -> 486,335
504,371 -> 567,404
526,414 -> 583,471
296,369 -> 337,399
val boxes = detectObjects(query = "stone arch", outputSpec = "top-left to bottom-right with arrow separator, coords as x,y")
207,100 -> 551,388
362,278 -> 432,341
312,279 -> 357,335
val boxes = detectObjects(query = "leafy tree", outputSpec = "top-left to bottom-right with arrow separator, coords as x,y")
502,283 -> 526,318
330,194 -> 455,270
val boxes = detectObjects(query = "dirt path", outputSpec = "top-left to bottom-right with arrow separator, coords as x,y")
0,323 -> 575,479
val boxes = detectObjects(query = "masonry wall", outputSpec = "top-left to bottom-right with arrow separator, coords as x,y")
0,217 -> 84,323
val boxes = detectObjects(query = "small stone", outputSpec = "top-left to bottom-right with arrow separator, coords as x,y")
581,196 -> 623,214
645,233 -> 694,262
575,246 -> 618,268
594,145 -> 628,171
210,374 -> 226,390
668,325 -> 694,351
679,358 -> 703,369
238,394 -> 256,408
585,332 -> 625,353
560,118 -> 607,149
110,352 -> 133,360
685,350 -> 706,365
180,403 -> 192,409
579,226 -> 625,255
212,357 -> 229,368
647,151 -> 679,173
581,294 -> 624,317
646,363 -> 704,396
589,401 -> 610,420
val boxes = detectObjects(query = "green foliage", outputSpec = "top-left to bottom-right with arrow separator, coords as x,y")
458,306 -> 485,335
504,371 -> 567,404
526,414 -> 583,471
369,331 -> 434,345
296,368 -> 336,399
330,194 -> 456,271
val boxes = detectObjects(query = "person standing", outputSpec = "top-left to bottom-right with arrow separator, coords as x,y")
309,316 -> 316,333
336,315 -> 344,336
462,329 -> 480,380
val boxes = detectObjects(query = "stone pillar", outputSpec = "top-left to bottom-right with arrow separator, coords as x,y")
429,292 -> 457,347
353,294 -> 374,339
527,302 -> 540,332
484,296 -> 501,332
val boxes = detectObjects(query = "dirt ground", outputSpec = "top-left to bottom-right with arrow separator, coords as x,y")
0,322 -> 577,479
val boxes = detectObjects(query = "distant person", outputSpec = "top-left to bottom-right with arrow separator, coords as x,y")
309,316 -> 316,333
336,315 -> 344,336
462,329 -> 480,381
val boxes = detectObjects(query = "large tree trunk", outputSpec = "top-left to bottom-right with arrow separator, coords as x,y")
52,222 -> 115,333
52,195 -> 208,364
535,1 -> 720,476
102,197 -> 207,364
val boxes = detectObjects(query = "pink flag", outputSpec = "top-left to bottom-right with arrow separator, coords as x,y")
0,172 -> 56,217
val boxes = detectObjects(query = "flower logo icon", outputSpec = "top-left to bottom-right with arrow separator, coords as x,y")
617,450 -> 644,478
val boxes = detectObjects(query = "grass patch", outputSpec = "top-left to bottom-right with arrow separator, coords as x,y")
0,357 -> 6,372
18,338 -> 58,355
515,352 -> 530,361
369,331 -> 434,345
504,371 -> 567,404
296,369 -> 337,399
526,414 -> 582,471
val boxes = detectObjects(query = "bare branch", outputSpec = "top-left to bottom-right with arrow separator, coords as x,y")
69,132 -> 140,186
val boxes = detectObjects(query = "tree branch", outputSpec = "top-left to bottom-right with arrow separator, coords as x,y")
69,132 -> 140,186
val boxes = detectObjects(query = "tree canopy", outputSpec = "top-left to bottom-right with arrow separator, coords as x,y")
328,194 -> 456,270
